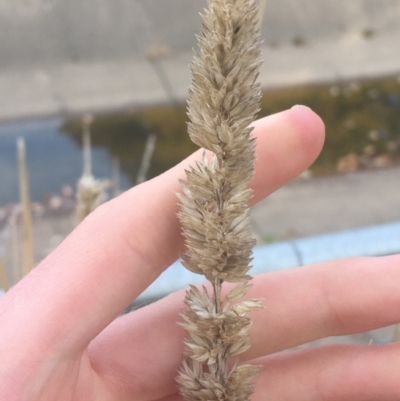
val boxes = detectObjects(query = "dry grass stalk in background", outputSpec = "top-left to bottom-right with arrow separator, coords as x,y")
176,1 -> 263,400
75,176 -> 102,223
17,137 -> 35,275
75,114 -> 103,223
136,133 -> 157,185
10,212 -> 21,285
112,157 -> 121,197
0,256 -> 9,292
82,114 -> 94,177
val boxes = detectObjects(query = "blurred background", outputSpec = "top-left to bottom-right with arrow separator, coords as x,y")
1,0 -> 400,332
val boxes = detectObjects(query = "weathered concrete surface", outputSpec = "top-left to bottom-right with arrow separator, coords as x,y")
1,0 -> 400,121
2,0 -> 398,67
251,166 -> 400,241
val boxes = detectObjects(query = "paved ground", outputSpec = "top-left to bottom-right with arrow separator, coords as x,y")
251,166 -> 400,241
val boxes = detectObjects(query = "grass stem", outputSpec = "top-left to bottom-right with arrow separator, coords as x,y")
17,137 -> 35,275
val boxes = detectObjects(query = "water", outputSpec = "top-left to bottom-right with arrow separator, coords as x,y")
0,118 -> 130,206
2,75 -> 400,206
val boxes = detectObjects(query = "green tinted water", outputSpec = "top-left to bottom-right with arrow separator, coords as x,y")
62,75 -> 400,182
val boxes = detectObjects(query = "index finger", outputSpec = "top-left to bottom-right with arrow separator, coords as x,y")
0,106 -> 324,356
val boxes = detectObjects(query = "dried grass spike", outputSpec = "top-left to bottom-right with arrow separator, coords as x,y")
177,0 -> 263,400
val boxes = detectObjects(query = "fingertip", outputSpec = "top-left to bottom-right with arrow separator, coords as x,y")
288,105 -> 325,158
250,106 -> 325,202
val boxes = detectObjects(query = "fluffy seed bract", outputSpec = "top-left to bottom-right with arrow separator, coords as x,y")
176,1 -> 264,400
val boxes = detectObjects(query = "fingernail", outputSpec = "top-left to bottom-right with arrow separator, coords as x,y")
291,104 -> 312,111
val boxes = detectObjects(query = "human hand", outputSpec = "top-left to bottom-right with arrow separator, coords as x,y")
1,106 -> 398,401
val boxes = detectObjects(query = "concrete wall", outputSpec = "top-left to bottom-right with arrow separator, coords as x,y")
1,0 -> 400,121
1,0 -> 400,69
0,0 -> 203,68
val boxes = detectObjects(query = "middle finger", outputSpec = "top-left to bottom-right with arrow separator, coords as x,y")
88,255 -> 400,399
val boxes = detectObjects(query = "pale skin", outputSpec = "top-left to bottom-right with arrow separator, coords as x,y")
1,106 -> 399,401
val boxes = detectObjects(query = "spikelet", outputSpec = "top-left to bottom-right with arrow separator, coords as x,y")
75,115 -> 103,223
75,175 -> 102,223
177,1 -> 263,400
